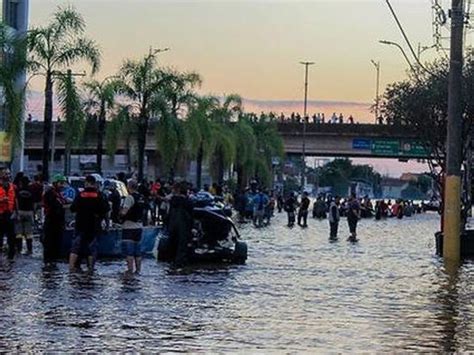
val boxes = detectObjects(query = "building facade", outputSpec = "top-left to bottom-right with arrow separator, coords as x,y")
1,0 -> 29,169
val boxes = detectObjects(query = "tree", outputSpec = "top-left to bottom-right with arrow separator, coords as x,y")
185,95 -> 219,188
116,50 -> 169,181
250,115 -> 284,188
28,6 -> 100,181
105,105 -> 134,167
209,94 -> 242,185
154,70 -> 201,179
232,115 -> 257,189
0,21 -> 28,152
380,52 -> 474,219
84,78 -> 118,174
57,70 -> 85,175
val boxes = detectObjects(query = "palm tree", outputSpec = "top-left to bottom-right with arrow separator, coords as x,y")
57,70 -> 85,175
84,78 -> 118,174
105,104 -> 134,166
116,50 -> 170,181
250,114 -> 284,187
154,70 -> 201,179
232,115 -> 257,189
185,95 -> 219,188
28,6 -> 100,181
209,94 -> 242,185
0,21 -> 28,152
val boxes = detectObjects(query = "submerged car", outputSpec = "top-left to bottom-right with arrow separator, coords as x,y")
157,205 -> 248,264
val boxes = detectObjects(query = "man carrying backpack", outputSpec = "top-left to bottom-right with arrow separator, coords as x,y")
120,180 -> 145,274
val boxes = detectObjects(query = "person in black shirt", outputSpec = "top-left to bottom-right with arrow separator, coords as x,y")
69,175 -> 109,272
298,192 -> 310,228
15,176 -> 35,254
43,175 -> 68,266
167,182 -> 193,267
284,193 -> 297,228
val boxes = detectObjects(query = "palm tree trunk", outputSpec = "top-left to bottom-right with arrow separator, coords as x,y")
196,141 -> 203,189
42,72 -> 53,181
97,105 -> 106,175
217,149 -> 224,186
137,117 -> 148,182
236,163 -> 244,190
64,145 -> 71,176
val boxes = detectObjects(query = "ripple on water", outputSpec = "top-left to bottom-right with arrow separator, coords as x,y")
0,213 -> 473,352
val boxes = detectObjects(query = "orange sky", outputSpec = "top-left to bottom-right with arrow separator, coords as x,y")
28,0 -> 456,109
26,0 -> 459,176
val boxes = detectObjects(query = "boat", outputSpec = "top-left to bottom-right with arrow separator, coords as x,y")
60,226 -> 162,258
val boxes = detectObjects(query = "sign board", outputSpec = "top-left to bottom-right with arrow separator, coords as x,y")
371,139 -> 400,156
0,132 -> 11,163
352,138 -> 372,150
400,141 -> 429,157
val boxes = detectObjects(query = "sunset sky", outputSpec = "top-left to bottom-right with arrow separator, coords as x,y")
28,1 -> 452,113
26,0 -> 458,176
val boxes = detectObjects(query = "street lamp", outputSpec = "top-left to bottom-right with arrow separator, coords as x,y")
300,61 -> 315,190
370,60 -> 380,123
379,40 -> 416,73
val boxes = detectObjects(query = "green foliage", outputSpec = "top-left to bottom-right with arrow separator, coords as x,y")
317,158 -> 382,196
0,21 -> 28,148
155,112 -> 186,174
105,106 -> 133,156
28,6 -> 101,75
57,72 -> 85,147
381,52 -> 474,171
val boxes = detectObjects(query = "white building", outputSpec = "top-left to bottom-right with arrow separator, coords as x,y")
1,0 -> 29,170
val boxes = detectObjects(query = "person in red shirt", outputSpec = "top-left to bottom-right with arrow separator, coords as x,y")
0,169 -> 16,260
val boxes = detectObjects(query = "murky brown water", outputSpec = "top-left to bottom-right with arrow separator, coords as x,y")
0,212 -> 473,352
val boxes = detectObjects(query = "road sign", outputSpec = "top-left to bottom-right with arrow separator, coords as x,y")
400,141 -> 428,157
352,138 -> 372,150
371,139 -> 400,156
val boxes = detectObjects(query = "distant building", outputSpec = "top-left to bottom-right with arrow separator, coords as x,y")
400,173 -> 422,182
349,180 -> 374,198
1,0 -> 29,170
381,177 -> 409,199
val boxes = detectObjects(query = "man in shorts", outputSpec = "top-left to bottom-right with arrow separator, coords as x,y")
69,175 -> 109,272
15,176 -> 35,254
120,180 -> 145,274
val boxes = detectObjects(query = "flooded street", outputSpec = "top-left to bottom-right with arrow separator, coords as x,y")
0,212 -> 473,352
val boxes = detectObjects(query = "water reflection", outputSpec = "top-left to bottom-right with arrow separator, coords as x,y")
0,213 -> 473,352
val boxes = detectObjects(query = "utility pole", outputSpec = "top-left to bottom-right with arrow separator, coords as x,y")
443,0 -> 465,264
300,61 -> 314,190
371,60 -> 380,123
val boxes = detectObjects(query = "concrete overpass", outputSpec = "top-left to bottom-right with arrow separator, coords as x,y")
23,121 -> 427,160
276,122 -> 427,159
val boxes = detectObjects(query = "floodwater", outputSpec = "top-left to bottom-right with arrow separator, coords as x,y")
0,212 -> 473,352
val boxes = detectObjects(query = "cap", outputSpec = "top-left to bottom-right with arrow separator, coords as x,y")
53,174 -> 67,183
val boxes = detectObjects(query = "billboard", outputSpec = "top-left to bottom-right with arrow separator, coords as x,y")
0,131 -> 11,162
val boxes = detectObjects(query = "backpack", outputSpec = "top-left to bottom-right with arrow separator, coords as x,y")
124,192 -> 145,222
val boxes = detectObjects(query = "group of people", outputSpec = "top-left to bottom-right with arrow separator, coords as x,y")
275,112 -> 357,125
0,170 -> 147,274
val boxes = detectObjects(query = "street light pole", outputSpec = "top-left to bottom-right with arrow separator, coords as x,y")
443,0 -> 465,265
371,60 -> 380,123
300,61 -> 315,190
379,40 -> 416,74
